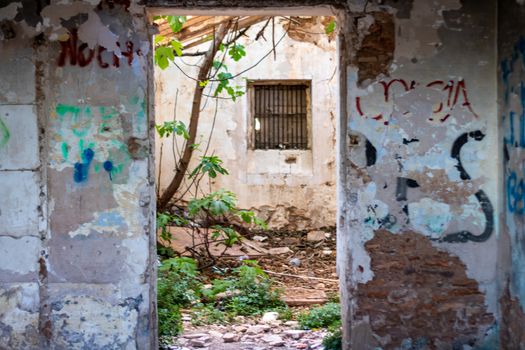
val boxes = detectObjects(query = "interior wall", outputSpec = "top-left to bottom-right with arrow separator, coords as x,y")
0,0 -> 521,349
498,0 -> 525,347
0,2 -> 156,349
340,0 -> 502,348
155,17 -> 338,230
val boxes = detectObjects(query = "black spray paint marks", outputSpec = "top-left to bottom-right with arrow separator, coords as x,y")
439,130 -> 494,243
395,177 -> 420,225
451,130 -> 485,180
402,138 -> 420,145
365,139 -> 377,166
396,177 -> 420,201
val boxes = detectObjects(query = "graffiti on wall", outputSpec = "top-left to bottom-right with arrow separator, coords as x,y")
57,29 -> 141,68
363,130 -> 493,243
355,78 -> 479,124
503,37 -> 525,216
53,103 -> 136,183
0,117 -> 10,148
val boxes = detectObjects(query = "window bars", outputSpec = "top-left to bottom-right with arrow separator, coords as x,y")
252,84 -> 309,150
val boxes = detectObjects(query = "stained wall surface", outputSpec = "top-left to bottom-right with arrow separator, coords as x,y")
155,17 -> 338,230
1,0 -> 525,349
0,1 -> 156,349
339,0 -> 504,348
498,0 -> 525,348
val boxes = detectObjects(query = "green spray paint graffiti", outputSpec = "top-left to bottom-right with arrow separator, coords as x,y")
52,103 -> 137,184
0,117 -> 10,148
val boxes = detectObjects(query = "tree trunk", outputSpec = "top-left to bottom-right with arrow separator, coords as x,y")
158,20 -> 232,212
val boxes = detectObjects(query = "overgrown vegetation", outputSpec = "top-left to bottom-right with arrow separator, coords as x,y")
154,15 -> 340,344
322,327 -> 343,350
298,302 -> 341,330
157,258 -> 285,340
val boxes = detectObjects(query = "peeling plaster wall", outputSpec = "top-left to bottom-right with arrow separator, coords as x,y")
155,18 -> 338,230
341,0 -> 502,348
0,1 -> 156,349
498,0 -> 525,347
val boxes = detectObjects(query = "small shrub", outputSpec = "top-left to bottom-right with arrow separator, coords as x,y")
322,327 -> 342,350
223,260 -> 284,316
190,304 -> 226,325
157,257 -> 202,337
298,302 -> 341,330
158,304 -> 182,338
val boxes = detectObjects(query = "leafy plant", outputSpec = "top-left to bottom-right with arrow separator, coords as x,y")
218,260 -> 284,316
298,302 -> 341,330
188,189 -> 237,217
228,43 -> 246,61
322,327 -> 342,350
157,212 -> 188,242
325,20 -> 336,34
190,304 -> 226,325
190,155 -> 229,179
155,120 -> 189,139
157,257 -> 203,338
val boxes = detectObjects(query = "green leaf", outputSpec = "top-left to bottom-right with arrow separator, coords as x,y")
228,44 -> 246,62
213,60 -> 228,71
155,121 -> 189,139
167,15 -> 187,33
155,46 -> 174,70
199,80 -> 209,88
155,35 -> 165,45
171,40 -> 183,57
325,20 -> 336,34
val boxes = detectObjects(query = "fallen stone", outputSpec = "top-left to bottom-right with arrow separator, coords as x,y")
233,325 -> 247,333
182,333 -> 208,339
289,258 -> 301,267
222,332 -> 238,343
269,247 -> 292,255
322,249 -> 333,256
307,230 -> 326,242
208,330 -> 223,338
284,320 -> 299,328
189,337 -> 211,347
262,334 -> 285,347
246,325 -> 271,334
260,311 -> 279,323
284,330 -> 307,340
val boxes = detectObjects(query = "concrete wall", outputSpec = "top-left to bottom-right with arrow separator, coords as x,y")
155,18 -> 337,230
2,0 -> 525,348
339,0 -> 503,348
0,1 -> 156,349
498,0 -> 525,347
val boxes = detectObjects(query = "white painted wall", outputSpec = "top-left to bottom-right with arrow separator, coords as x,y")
155,17 -> 338,230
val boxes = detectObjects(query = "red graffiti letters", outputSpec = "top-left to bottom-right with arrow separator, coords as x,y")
58,29 -> 140,68
356,79 -> 479,123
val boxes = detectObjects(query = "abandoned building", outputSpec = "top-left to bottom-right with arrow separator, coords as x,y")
155,15 -> 338,230
0,0 -> 525,349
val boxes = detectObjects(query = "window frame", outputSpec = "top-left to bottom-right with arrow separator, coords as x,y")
247,79 -> 312,151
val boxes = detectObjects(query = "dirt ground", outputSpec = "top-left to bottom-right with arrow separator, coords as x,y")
163,228 -> 339,350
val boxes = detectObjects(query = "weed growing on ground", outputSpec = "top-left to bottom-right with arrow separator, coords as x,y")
298,302 -> 341,330
157,257 -> 284,337
322,327 -> 342,350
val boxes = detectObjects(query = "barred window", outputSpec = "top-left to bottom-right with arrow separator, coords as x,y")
251,82 -> 309,150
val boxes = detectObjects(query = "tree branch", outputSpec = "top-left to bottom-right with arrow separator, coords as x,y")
158,20 -> 233,211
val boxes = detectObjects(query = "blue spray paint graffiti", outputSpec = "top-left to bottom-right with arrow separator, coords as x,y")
74,148 -> 95,183
103,160 -> 115,180
503,37 -> 525,215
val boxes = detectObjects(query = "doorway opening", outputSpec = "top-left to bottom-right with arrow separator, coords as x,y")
150,9 -> 342,350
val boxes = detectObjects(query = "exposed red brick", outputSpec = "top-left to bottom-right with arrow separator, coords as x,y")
356,230 -> 494,349
500,287 -> 525,349
355,12 -> 395,84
